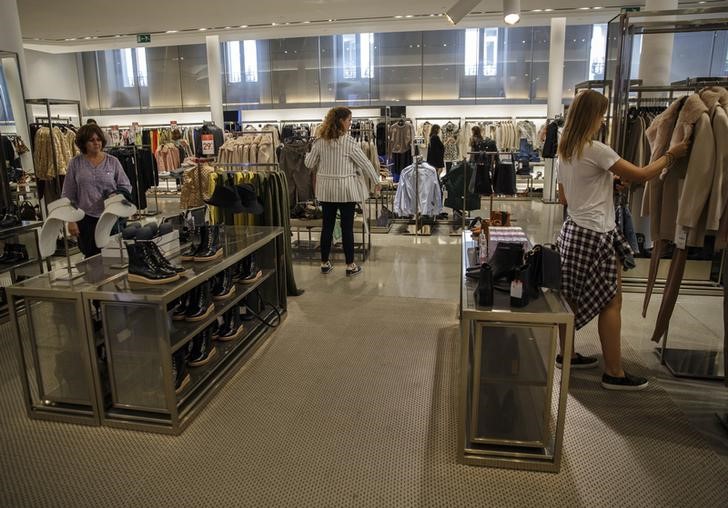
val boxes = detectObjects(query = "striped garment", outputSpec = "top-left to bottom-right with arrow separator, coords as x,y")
304,135 -> 379,203
557,217 -> 634,330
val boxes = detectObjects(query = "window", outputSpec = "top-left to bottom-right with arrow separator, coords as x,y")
120,48 -> 135,88
464,28 -> 479,76
243,40 -> 258,83
360,33 -> 374,79
483,28 -> 498,76
226,41 -> 242,83
135,48 -> 148,87
342,34 -> 357,79
589,24 -> 607,80
724,44 -> 728,73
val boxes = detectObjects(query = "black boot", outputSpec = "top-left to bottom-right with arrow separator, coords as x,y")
212,309 -> 231,339
212,268 -> 235,300
172,292 -> 190,321
185,281 -> 213,321
217,306 -> 244,342
127,243 -> 180,285
474,263 -> 494,307
240,254 -> 262,284
138,241 -> 178,277
181,226 -> 206,261
145,240 -> 185,273
487,242 -> 525,282
172,348 -> 191,394
188,326 -> 217,367
194,225 -> 222,261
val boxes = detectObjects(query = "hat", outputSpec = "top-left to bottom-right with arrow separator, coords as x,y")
95,194 -> 138,248
235,183 -> 263,215
205,185 -> 246,214
47,197 -> 85,222
39,218 -> 65,258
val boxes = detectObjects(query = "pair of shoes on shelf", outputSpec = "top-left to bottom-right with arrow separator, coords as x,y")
187,324 -> 218,368
213,306 -> 245,342
171,281 -> 214,321
127,241 -> 184,284
181,225 -> 222,262
232,254 -> 262,284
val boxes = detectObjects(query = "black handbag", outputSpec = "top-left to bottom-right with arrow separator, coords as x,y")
473,263 -> 494,307
487,241 -> 525,282
18,201 -> 38,221
525,244 -> 561,297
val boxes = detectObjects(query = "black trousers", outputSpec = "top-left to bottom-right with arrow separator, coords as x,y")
320,202 -> 356,265
77,215 -> 100,258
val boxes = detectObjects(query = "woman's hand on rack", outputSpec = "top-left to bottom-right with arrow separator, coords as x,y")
68,222 -> 79,237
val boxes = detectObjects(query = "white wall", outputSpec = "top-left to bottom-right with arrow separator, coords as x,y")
24,50 -> 81,101
407,104 -> 548,125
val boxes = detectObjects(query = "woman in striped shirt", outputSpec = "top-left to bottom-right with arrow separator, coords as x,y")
305,107 -> 380,277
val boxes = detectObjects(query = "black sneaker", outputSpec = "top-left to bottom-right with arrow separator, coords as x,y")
556,353 -> 599,370
321,262 -> 334,274
601,372 -> 649,391
346,264 -> 362,277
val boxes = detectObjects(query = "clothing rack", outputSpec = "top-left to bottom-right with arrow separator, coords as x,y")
104,144 -> 160,217
464,151 -> 511,232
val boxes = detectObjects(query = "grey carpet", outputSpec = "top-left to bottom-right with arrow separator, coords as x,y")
1,294 -> 727,507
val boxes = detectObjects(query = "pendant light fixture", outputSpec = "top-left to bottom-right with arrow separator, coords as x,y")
444,0 -> 482,25
503,0 -> 521,25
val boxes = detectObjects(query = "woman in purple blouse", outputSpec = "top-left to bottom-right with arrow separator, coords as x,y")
62,123 -> 132,257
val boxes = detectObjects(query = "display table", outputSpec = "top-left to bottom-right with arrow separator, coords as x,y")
459,228 -> 574,472
7,226 -> 286,434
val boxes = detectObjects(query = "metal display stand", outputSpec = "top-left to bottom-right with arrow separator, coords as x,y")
7,226 -> 286,434
459,228 -> 574,473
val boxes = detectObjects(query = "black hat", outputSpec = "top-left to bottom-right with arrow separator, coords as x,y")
205,185 -> 246,214
235,183 -> 264,215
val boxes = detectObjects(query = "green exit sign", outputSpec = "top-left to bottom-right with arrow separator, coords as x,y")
137,34 -> 151,44
621,7 -> 641,13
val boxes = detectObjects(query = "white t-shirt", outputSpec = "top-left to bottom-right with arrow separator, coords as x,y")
558,141 -> 620,233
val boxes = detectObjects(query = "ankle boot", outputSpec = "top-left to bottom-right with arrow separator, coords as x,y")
145,240 -> 185,273
172,348 -> 190,394
185,281 -> 213,321
194,225 -> 222,261
127,243 -> 180,285
182,226 -> 206,261
212,268 -> 235,300
188,326 -> 217,367
212,309 -> 231,339
217,306 -> 244,342
172,292 -> 190,321
137,241 -> 178,277
240,254 -> 262,284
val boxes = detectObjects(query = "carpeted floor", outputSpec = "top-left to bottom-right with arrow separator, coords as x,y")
1,293 -> 727,507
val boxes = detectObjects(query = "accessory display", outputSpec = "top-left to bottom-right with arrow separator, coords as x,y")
509,264 -> 532,308
523,244 -> 561,299
172,348 -> 191,394
489,211 -> 511,227
126,242 -> 180,285
0,243 -> 29,264
487,242 -> 525,283
143,240 -> 185,273
172,294 -> 189,321
95,194 -> 138,248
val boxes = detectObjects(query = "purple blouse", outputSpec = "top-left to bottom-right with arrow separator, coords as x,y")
61,154 -> 132,218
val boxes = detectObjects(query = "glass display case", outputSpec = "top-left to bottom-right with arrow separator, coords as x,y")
459,228 -> 574,472
7,226 -> 286,434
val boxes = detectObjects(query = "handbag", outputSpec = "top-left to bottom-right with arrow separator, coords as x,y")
18,201 -> 38,221
524,244 -> 561,298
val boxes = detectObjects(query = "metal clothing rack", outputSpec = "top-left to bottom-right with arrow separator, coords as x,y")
104,144 -> 160,217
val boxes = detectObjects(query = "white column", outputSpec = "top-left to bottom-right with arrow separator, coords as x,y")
638,0 -> 678,86
0,0 -> 33,170
205,35 -> 224,127
544,17 -> 566,203
547,17 -> 566,119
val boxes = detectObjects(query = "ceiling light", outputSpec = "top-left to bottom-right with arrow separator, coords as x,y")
593,6 -> 603,9
430,13 -> 436,17
395,15 -> 403,19
405,15 -> 414,18
240,25 -> 248,28
83,36 -> 91,40
532,9 -> 543,12
544,8 -> 553,12
224,26 -> 231,29
445,0 -> 481,25
198,28 -> 207,31
166,30 -> 178,33
503,0 -> 521,25
579,7 -> 591,10
114,35 -> 121,38
303,21 -> 311,24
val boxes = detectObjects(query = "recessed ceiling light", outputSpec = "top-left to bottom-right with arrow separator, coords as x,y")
532,9 -> 543,12
430,13 -> 436,17
544,8 -> 553,12
395,15 -> 403,18
166,30 -> 178,33
83,36 -> 91,40
593,6 -> 603,9
198,28 -> 207,31
240,25 -> 248,28
405,15 -> 413,18
579,7 -> 591,10
303,21 -> 311,24
224,26 -> 231,29
114,34 -> 121,38
271,22 -> 277,26
699,1 -> 706,3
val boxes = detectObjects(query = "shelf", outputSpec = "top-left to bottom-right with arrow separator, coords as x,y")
170,270 -> 274,353
0,257 -> 39,275
0,220 -> 42,238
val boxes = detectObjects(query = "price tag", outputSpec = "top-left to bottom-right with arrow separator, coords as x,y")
110,125 -> 121,146
675,227 -> 687,250
201,134 -> 215,155
510,280 -> 523,299
501,154 -> 512,164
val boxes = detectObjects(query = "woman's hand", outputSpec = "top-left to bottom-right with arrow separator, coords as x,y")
668,141 -> 690,160
68,222 -> 80,237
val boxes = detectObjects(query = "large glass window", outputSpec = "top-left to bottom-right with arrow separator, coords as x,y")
226,41 -> 242,83
244,40 -> 258,82
136,48 -> 148,87
483,28 -> 498,76
342,34 -> 357,79
120,48 -> 135,88
0,64 -> 15,123
589,24 -> 607,80
360,33 -> 374,79
464,29 -> 479,77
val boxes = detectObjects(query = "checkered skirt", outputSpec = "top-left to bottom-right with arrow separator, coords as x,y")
557,218 -> 633,330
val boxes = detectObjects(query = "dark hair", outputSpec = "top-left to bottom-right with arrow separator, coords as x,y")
86,119 -> 97,125
470,125 -> 483,148
320,106 -> 352,140
75,124 -> 107,153
430,124 -> 441,137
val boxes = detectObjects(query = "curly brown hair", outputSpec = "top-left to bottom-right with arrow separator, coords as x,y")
75,124 -> 107,154
319,107 -> 352,140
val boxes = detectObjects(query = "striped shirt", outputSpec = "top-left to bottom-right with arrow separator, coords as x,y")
304,135 -> 379,203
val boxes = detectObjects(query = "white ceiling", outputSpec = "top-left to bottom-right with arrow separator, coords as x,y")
16,0 -> 728,52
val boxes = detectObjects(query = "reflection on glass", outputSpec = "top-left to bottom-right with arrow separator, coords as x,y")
244,40 -> 258,82
671,31 -> 715,82
136,47 -> 148,87
343,34 -> 357,79
0,64 -> 14,123
483,28 -> 498,77
589,24 -> 607,80
179,44 -> 209,107
120,48 -> 135,88
464,28 -> 479,77
226,41 -> 242,83
361,33 -> 374,79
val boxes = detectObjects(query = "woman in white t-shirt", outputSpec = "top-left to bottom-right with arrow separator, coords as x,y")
556,90 -> 689,391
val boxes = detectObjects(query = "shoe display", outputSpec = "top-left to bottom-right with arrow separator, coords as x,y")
188,326 -> 217,367
212,268 -> 236,300
172,348 -> 191,395
194,225 -> 223,261
185,281 -> 213,321
216,307 -> 245,342
556,353 -> 599,370
141,240 -> 185,273
240,254 -> 262,284
601,372 -> 649,391
126,243 -> 181,285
